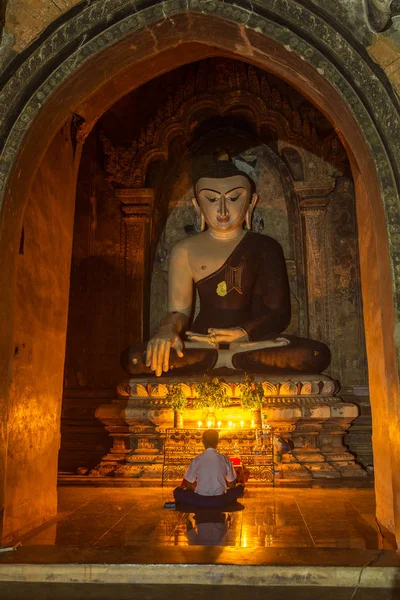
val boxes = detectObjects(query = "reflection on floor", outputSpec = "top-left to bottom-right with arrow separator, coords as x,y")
18,487 -> 380,549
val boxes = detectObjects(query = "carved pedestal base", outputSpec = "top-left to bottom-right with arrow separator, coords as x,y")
90,374 -> 367,484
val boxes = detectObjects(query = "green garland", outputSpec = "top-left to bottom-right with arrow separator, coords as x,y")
165,383 -> 187,412
239,374 -> 265,410
194,377 -> 229,410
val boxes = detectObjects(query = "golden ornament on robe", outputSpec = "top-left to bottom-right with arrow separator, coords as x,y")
216,281 -> 227,297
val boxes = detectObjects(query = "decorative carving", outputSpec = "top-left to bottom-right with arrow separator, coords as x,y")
300,381 -> 320,395
136,383 -> 149,397
294,181 -> 335,202
89,372 -> 366,481
327,178 -> 368,385
280,381 -> 299,396
322,380 -> 337,395
221,382 -> 234,397
262,381 -> 278,396
117,376 -> 338,401
296,183 -> 334,347
365,0 -> 393,32
117,188 -> 154,345
100,60 -> 345,189
162,428 -> 274,484
149,384 -> 168,397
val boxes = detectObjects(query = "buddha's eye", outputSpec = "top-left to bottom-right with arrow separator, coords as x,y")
228,195 -> 239,202
206,196 -> 218,203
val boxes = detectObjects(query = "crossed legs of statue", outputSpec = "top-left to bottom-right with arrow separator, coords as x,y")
121,335 -> 330,376
231,335 -> 331,373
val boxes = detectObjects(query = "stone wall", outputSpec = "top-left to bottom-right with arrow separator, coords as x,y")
63,133 -> 125,391
2,125 -> 76,541
2,0 -> 78,55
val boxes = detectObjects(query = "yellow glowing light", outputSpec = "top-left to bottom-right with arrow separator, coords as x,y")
251,419 -> 255,428
233,423 -> 237,429
240,420 -> 244,428
242,525 -> 249,548
217,421 -> 222,429
207,420 -> 212,428
197,421 -> 202,429
228,421 -> 232,429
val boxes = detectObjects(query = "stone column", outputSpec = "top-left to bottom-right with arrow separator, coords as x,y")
343,385 -> 373,468
295,180 -> 335,345
318,403 -> 368,478
117,188 -> 154,346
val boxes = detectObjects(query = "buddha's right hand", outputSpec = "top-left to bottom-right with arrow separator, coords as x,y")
145,325 -> 184,377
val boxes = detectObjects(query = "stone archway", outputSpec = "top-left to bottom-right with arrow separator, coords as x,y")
0,1 -> 399,544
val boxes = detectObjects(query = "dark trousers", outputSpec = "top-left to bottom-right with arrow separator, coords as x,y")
173,485 -> 244,509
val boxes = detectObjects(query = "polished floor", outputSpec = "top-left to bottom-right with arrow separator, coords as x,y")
18,486 -> 380,549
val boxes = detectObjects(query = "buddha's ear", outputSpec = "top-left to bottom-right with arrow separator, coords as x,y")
192,197 -> 206,232
245,193 -> 259,230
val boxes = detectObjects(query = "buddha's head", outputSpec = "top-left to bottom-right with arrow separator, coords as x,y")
192,160 -> 258,233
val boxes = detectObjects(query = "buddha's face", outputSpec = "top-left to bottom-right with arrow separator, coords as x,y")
194,175 -> 257,233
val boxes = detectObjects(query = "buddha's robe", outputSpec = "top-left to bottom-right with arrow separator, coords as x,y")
191,231 -> 290,340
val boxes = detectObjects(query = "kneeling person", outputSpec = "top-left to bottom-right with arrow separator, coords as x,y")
174,430 -> 244,508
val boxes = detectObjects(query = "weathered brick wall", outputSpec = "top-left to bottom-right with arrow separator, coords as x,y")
368,30 -> 400,90
5,0 -> 79,53
1,1 -> 400,95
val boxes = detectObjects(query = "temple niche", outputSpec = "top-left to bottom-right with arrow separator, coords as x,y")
59,58 -> 372,480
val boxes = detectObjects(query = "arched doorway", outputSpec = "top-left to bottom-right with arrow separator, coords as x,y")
0,2 -> 399,544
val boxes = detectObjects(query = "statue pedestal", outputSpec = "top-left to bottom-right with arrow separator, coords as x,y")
90,374 -> 367,483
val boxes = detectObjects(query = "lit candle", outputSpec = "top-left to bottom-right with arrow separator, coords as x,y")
207,420 -> 211,428
197,421 -> 202,429
228,421 -> 232,429
217,421 -> 222,429
240,420 -> 244,428
251,419 -> 255,428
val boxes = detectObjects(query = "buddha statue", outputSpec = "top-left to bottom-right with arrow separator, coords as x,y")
121,160 -> 330,377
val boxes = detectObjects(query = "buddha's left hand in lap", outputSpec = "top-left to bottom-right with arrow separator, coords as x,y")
186,328 -> 291,350
186,327 -> 249,347
230,336 -> 290,350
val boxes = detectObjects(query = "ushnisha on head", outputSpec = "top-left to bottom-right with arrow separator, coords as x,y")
202,429 -> 219,449
192,160 -> 258,233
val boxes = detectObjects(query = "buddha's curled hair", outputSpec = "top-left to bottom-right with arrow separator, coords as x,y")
193,158 -> 255,195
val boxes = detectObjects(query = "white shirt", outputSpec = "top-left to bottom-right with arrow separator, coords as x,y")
184,448 -> 237,496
